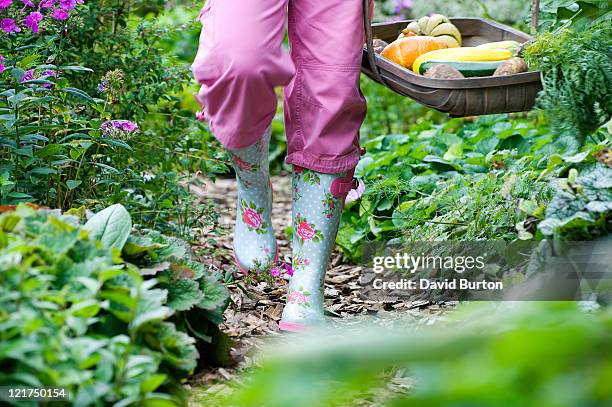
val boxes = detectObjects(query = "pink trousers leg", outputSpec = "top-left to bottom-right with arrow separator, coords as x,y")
191,0 -> 367,171
284,0 -> 367,173
191,0 -> 295,149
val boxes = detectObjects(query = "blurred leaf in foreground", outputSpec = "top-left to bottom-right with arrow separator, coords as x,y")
219,302 -> 611,407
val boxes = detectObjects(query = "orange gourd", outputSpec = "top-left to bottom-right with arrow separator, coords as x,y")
381,36 -> 447,70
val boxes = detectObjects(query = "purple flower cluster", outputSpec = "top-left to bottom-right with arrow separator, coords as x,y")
393,0 -> 413,13
19,68 -> 57,86
97,80 -> 109,94
101,120 -> 139,139
0,55 -> 5,74
0,0 -> 85,34
21,68 -> 33,81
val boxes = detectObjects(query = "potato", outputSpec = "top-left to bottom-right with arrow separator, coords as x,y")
424,64 -> 465,79
493,57 -> 528,76
372,38 -> 389,54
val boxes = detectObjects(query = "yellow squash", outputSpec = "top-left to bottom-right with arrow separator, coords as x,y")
476,40 -> 521,53
412,47 -> 512,73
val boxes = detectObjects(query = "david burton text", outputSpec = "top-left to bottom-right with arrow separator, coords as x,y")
372,278 -> 504,291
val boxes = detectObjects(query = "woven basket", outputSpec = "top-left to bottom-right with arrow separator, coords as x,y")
362,0 -> 543,117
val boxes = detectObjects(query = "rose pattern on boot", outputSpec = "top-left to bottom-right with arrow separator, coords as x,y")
231,155 -> 258,173
287,287 -> 311,308
281,166 -> 347,327
321,192 -> 337,219
228,128 -> 276,272
240,200 -> 269,234
293,255 -> 310,271
302,169 -> 321,186
294,213 -> 323,244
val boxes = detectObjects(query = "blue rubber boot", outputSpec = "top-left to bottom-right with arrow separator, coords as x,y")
228,128 -> 277,273
279,166 -> 356,331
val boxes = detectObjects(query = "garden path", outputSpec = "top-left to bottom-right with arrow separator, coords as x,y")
188,174 -> 450,391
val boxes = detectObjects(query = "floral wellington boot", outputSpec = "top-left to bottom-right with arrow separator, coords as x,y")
228,128 -> 277,272
279,166 -> 357,331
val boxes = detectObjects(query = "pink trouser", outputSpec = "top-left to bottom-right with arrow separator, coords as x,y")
191,0 -> 368,173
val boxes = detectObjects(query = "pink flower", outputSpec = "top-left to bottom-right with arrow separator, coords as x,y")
1,18 -> 21,33
118,120 -> 137,132
283,263 -> 294,277
53,8 -> 69,20
0,56 -> 5,75
0,0 -> 12,10
195,110 -> 206,122
40,0 -> 55,8
232,156 -> 252,172
28,11 -> 43,22
296,221 -> 316,240
287,291 -> 307,304
40,70 -> 57,87
20,69 -> 34,82
345,179 -> 366,204
269,267 -> 281,278
242,208 -> 262,229
59,0 -> 76,10
100,120 -> 139,137
24,11 -> 43,33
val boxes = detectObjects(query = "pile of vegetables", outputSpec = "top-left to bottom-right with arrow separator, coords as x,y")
378,14 -> 530,79
400,14 -> 463,48
413,45 -> 521,78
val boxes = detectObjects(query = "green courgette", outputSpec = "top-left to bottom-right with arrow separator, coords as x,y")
419,60 -> 504,77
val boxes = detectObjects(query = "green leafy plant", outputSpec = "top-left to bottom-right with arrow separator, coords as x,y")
339,110 -> 611,261
84,203 -> 133,249
206,302 -> 612,407
523,22 -> 612,143
338,114 -> 557,260
538,163 -> 612,239
537,0 -> 612,32
79,202 -> 232,366
121,228 -> 232,363
0,202 -> 231,405
0,204 -> 196,406
0,0 -> 224,240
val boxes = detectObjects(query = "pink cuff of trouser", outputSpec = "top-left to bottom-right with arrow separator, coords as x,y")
285,148 -> 360,174
214,120 -> 274,150
194,93 -> 273,150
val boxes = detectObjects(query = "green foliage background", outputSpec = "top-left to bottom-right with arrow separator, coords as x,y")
0,0 -> 610,406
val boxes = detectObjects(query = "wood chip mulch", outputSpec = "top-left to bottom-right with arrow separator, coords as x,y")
187,174 -> 453,387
